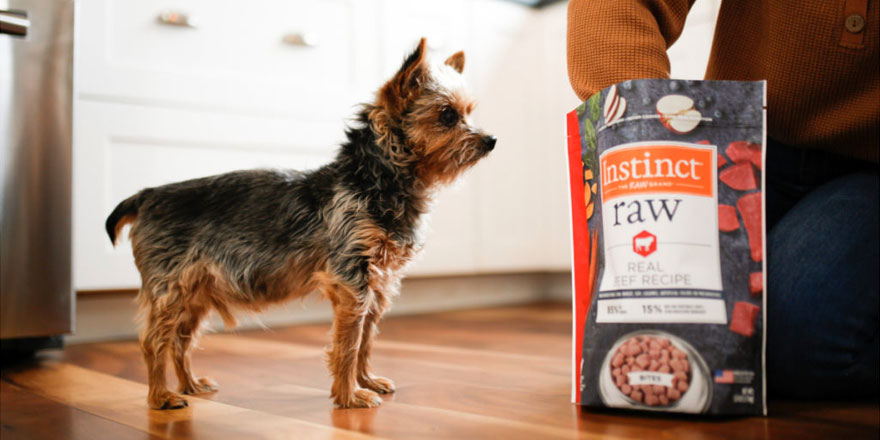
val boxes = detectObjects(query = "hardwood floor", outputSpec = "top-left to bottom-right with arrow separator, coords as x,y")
2,302 -> 878,439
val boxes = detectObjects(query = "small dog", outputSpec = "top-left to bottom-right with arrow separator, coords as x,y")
105,38 -> 494,410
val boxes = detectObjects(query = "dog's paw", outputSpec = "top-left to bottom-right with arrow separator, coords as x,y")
335,388 -> 382,408
150,391 -> 189,410
353,388 -> 383,408
180,376 -> 219,395
359,375 -> 395,394
197,376 -> 219,392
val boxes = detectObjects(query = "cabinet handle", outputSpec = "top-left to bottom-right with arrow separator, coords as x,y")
282,32 -> 319,48
157,10 -> 197,28
0,10 -> 30,37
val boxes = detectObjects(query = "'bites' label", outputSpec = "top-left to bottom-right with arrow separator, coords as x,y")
596,142 -> 726,324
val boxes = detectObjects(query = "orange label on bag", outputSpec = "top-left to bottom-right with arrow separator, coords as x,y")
600,143 -> 714,201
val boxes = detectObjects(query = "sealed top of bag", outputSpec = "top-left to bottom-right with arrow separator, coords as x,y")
567,79 -> 767,416
577,79 -> 765,134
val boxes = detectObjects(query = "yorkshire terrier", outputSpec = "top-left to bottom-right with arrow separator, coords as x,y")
105,38 -> 495,410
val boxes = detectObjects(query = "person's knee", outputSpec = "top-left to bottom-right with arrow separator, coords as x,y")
766,171 -> 879,398
818,172 -> 879,216
769,172 -> 878,286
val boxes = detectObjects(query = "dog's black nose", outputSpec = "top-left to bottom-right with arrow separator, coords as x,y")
483,135 -> 497,151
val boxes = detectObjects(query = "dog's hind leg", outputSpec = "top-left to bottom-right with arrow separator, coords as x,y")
172,304 -> 218,395
140,288 -> 189,410
356,290 -> 395,394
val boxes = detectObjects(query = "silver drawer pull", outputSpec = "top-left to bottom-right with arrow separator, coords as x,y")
0,10 -> 30,37
282,32 -> 319,48
157,10 -> 197,28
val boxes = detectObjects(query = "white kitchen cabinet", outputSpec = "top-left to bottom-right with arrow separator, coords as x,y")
73,0 -> 626,291
72,0 -> 487,290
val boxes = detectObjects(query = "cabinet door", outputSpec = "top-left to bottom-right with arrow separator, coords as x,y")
73,101 -> 340,290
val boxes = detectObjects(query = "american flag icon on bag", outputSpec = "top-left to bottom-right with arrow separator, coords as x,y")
714,370 -> 735,384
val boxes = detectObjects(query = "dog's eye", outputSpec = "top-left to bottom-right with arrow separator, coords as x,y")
439,107 -> 459,127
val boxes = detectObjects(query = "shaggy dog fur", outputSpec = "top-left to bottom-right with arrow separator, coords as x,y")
105,38 -> 495,409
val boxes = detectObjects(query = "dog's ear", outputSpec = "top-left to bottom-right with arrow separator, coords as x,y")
379,38 -> 429,116
444,51 -> 465,74
398,37 -> 428,88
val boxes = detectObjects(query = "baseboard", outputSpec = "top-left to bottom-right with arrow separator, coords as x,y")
67,272 -> 572,344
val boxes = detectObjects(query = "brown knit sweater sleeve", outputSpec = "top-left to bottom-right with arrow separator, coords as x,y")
567,0 -> 694,101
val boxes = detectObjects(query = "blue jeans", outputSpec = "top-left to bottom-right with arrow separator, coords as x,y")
765,139 -> 879,399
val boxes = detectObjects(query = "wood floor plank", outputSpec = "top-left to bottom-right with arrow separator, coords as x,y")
67,334 -> 569,394
32,348 -> 589,439
766,401 -> 880,429
62,327 -> 879,440
31,302 -> 880,439
64,341 -> 592,439
3,362 -> 379,440
244,302 -> 572,357
0,379 -> 159,440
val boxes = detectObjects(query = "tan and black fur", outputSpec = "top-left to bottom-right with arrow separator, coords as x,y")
105,38 -> 495,410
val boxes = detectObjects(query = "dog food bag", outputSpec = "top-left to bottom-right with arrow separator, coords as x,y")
566,79 -> 767,415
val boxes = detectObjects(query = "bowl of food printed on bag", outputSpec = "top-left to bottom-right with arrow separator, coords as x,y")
598,331 -> 712,413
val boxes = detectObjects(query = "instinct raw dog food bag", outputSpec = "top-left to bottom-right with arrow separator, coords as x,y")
566,80 -> 767,415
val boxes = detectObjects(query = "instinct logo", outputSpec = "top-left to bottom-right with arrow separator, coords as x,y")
601,143 -> 714,201
632,230 -> 657,257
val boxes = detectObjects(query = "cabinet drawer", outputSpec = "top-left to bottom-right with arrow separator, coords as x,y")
77,0 -> 380,117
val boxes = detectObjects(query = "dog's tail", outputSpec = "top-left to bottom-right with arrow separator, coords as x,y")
105,190 -> 148,246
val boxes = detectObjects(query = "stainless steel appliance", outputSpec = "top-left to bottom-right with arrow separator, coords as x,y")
1,0 -> 74,352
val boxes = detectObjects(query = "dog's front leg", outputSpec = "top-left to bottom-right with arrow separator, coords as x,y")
357,290 -> 395,394
325,283 -> 383,408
